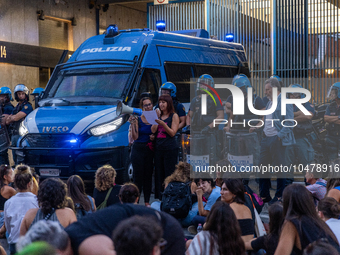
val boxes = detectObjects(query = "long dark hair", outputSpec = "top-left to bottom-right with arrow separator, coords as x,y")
204,201 -> 246,255
326,178 -> 340,193
268,203 -> 284,236
158,95 -> 175,115
67,175 -> 91,211
282,184 -> 339,245
0,165 -> 11,189
222,178 -> 245,204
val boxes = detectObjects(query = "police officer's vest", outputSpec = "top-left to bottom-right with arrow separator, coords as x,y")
191,96 -> 216,129
233,94 -> 259,130
326,101 -> 340,136
1,102 -> 14,130
293,104 -> 313,136
9,101 -> 32,135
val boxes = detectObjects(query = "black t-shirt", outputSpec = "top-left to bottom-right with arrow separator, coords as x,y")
65,203 -> 185,255
251,234 -> 279,255
93,185 -> 121,207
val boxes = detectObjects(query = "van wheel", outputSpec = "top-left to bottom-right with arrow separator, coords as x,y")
128,162 -> 133,182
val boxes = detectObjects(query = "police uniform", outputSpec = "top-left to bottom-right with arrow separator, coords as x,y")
9,100 -> 33,164
324,101 -> 340,162
227,94 -> 266,131
189,95 -> 223,131
0,101 -> 14,165
285,102 -> 315,182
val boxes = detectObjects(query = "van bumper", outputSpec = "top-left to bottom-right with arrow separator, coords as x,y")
11,146 -> 130,183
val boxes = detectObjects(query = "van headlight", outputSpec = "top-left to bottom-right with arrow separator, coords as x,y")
88,117 -> 124,136
19,122 -> 29,137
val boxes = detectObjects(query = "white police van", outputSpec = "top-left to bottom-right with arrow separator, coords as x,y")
16,24 -> 249,183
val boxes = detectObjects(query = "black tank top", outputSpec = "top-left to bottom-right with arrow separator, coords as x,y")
290,216 -> 340,255
156,113 -> 177,150
0,191 -> 8,211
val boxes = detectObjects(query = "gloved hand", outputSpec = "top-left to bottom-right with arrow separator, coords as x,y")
182,125 -> 190,133
201,125 -> 210,134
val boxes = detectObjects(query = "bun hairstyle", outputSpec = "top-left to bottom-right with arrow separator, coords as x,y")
119,183 -> 140,203
318,197 -> 340,219
14,164 -> 33,191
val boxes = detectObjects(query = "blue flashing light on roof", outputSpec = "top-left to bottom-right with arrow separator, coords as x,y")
225,33 -> 234,42
156,20 -> 166,31
105,24 -> 119,38
69,139 -> 77,144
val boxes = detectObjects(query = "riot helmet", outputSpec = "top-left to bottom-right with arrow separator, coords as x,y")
327,82 -> 340,101
288,84 -> 305,99
159,82 -> 177,98
270,74 -> 282,82
232,74 -> 251,88
197,74 -> 214,92
14,84 -> 29,102
0,87 -> 13,102
232,74 -> 251,95
31,87 -> 44,97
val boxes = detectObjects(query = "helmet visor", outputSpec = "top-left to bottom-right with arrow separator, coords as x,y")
160,89 -> 171,96
327,86 -> 339,101
197,78 -> 213,90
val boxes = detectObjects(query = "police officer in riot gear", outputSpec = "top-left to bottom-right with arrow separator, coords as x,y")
156,82 -> 186,129
285,84 -> 315,184
31,87 -> 44,104
324,82 -> 340,162
187,74 -> 224,132
0,87 -> 14,164
6,84 -> 33,164
224,74 -> 266,132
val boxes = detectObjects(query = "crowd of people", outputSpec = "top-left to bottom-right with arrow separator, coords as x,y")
0,161 -> 338,255
1,74 -> 340,255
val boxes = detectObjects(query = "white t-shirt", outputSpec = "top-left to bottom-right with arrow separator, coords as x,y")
326,218 -> 340,245
4,192 -> 39,244
264,101 -> 278,137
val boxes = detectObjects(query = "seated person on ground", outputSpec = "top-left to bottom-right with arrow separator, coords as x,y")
112,215 -> 165,255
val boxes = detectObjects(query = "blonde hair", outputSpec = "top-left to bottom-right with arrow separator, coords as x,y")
164,162 -> 192,187
95,165 -> 117,191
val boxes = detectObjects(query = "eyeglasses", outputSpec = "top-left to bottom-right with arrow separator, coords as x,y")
143,103 -> 153,108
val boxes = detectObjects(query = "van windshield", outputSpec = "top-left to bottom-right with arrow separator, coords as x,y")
46,67 -> 132,101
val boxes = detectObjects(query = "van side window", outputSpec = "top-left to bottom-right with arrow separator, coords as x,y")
133,69 -> 161,107
164,63 -> 194,103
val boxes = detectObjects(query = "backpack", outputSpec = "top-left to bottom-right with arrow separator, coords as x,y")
75,207 -> 88,219
244,184 -> 264,214
161,181 -> 192,219
75,195 -> 95,219
97,187 -> 113,210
